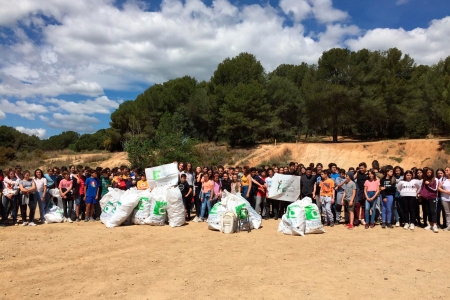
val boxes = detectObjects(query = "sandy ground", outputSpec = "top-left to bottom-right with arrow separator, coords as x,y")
238,139 -> 450,169
1,212 -> 450,300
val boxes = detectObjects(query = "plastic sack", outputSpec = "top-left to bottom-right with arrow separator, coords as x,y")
277,200 -> 305,236
303,202 -> 325,234
44,206 -> 64,223
207,202 -> 228,231
106,189 -> 141,228
49,189 -> 62,204
167,187 -> 185,227
221,190 -> 262,230
144,187 -> 168,226
100,188 -> 124,211
131,190 -> 153,225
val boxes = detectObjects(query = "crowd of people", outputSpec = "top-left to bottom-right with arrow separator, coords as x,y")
1,160 -> 450,233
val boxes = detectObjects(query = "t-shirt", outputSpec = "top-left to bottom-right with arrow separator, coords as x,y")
213,181 -> 222,196
343,181 -> 357,201
34,177 -> 47,192
319,179 -> 335,197
440,179 -> 450,202
137,180 -> 149,190
301,175 -> 315,196
85,177 -> 99,198
397,180 -> 419,197
181,171 -> 195,186
58,179 -> 72,190
364,180 -> 379,192
20,179 -> 35,193
126,180 -> 135,190
221,179 -> 231,193
257,176 -> 266,197
180,181 -> 191,198
330,173 -> 340,181
202,179 -> 213,194
356,171 -> 368,191
78,176 -> 85,196
335,177 -> 345,193
231,182 -> 241,194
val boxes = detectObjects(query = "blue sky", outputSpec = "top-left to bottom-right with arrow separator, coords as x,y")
1,0 -> 449,139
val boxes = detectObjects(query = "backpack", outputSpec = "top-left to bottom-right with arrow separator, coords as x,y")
220,211 -> 237,234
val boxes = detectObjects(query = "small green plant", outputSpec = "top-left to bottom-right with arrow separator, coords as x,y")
389,157 -> 402,163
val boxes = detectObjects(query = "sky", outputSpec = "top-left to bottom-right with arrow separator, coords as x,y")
1,0 -> 450,139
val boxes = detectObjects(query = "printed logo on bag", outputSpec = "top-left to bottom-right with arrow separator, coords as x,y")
153,201 -> 167,216
235,203 -> 247,219
287,204 -> 300,219
136,197 -> 149,210
210,203 -> 220,215
304,205 -> 320,220
153,170 -> 161,180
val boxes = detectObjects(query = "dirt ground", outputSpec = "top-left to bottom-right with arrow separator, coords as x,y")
1,214 -> 450,300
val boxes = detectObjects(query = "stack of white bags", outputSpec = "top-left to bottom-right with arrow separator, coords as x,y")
207,190 -> 262,231
277,197 -> 325,236
99,186 -> 185,228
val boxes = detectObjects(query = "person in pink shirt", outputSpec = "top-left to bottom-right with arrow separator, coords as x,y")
58,171 -> 73,223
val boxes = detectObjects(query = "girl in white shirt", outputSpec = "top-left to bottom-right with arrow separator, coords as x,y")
34,169 -> 48,223
438,167 -> 450,231
397,170 -> 420,230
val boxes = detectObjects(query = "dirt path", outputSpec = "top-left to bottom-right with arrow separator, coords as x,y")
1,219 -> 449,299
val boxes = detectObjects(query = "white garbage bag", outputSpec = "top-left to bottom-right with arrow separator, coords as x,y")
106,189 -> 141,228
207,202 -> 228,231
100,188 -> 124,211
221,190 -> 262,230
131,190 -> 153,225
277,200 -> 305,236
303,200 -> 325,234
167,187 -> 185,227
44,206 -> 64,223
144,187 -> 168,226
49,189 -> 62,204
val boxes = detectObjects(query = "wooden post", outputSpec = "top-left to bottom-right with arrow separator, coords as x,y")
275,139 -> 277,147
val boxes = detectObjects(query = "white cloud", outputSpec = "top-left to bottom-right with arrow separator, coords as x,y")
0,99 -> 47,114
15,126 -> 47,139
346,17 -> 450,65
0,110 -> 5,120
19,113 -> 36,120
47,113 -> 100,132
279,0 -> 348,23
39,115 -> 49,121
44,96 -> 121,115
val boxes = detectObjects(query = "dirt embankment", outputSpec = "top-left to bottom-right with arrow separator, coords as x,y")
236,139 -> 450,169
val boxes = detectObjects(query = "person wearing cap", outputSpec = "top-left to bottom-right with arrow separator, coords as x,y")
342,171 -> 357,229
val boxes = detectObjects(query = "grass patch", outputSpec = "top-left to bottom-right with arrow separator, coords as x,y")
389,157 -> 403,163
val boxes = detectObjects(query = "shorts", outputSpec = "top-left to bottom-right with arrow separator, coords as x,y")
344,199 -> 355,212
86,196 -> 97,204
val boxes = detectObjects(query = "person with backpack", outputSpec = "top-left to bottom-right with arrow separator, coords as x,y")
397,170 -> 420,230
420,168 -> 439,233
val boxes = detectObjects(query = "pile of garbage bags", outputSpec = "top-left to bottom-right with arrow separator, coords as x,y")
207,190 -> 262,231
277,197 -> 325,236
100,186 -> 186,228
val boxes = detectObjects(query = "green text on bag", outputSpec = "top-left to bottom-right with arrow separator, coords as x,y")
153,170 -> 162,180
304,205 -> 320,220
287,204 -> 300,219
153,201 -> 167,216
136,197 -> 149,210
235,203 -> 247,219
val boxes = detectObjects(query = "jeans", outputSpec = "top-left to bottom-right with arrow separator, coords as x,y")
2,195 -> 18,222
441,201 -> 450,228
194,186 -> 201,217
321,196 -> 333,224
242,186 -> 249,200
382,195 -> 394,224
436,198 -> 447,227
62,199 -> 74,219
334,192 -> 344,222
255,195 -> 263,215
200,191 -> 211,219
37,191 -> 48,221
20,194 -> 37,223
392,196 -> 401,223
365,191 -> 377,224
401,196 -> 416,224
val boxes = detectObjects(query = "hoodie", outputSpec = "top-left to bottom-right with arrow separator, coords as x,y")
419,178 -> 438,199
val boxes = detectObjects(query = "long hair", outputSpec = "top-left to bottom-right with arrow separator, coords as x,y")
423,167 -> 435,182
382,166 -> 396,185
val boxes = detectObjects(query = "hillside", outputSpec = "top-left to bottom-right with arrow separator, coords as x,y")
236,139 -> 450,169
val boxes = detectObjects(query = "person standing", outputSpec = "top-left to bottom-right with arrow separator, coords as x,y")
58,171 -> 73,223
420,168 -> 439,233
2,170 -> 19,226
342,172 -> 357,230
179,174 -> 192,221
33,169 -> 47,223
438,167 -> 450,231
301,167 -> 315,199
355,162 -> 368,226
19,171 -> 37,226
199,174 -> 214,222
380,168 -> 396,229
319,170 -> 335,226
397,170 -> 419,230
192,166 -> 203,222
84,170 -> 100,222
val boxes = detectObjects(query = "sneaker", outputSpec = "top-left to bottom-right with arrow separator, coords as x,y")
330,222 -> 334,227
84,217 -> 89,222
193,216 -> 199,222
387,223 -> 393,229
28,222 -> 36,226
44,221 -> 48,224
15,222 -> 19,226
21,222 -> 28,226
365,224 -> 369,229
90,218 -> 95,222
381,222 -> 386,229
443,226 -> 450,231
347,224 -> 353,230
76,217 -> 80,222
404,223 -> 410,230
360,219 -> 366,225
68,218 -> 73,223
370,223 -> 375,228
395,222 -> 400,227
95,217 -> 100,221
424,225 -> 431,230
432,225 -> 439,233
410,224 -> 415,230
63,217 -> 67,223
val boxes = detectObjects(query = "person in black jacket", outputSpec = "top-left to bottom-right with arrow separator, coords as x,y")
380,166 -> 397,229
